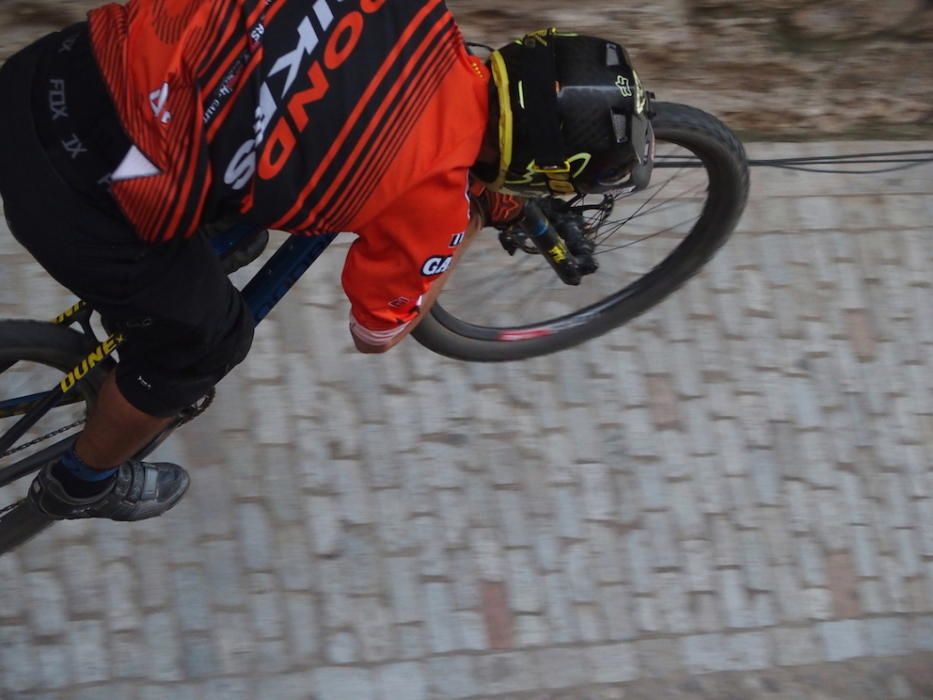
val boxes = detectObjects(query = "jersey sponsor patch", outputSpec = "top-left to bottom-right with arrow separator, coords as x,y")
223,0 -> 393,192
421,255 -> 453,276
149,83 -> 172,124
112,146 -> 161,182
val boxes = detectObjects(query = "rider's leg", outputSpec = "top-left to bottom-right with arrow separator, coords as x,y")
0,29 -> 255,520
74,371 -> 173,469
43,372 -> 173,500
27,261 -> 254,520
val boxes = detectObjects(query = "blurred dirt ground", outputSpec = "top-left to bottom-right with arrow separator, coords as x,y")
1,0 -> 932,138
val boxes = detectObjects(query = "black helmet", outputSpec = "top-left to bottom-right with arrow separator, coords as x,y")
481,29 -> 654,196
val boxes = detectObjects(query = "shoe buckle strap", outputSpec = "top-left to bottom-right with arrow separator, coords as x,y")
140,466 -> 159,500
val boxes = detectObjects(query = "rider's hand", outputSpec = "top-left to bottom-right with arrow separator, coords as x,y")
470,185 -> 525,230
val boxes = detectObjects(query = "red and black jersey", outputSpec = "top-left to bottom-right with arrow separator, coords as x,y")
89,0 -> 490,331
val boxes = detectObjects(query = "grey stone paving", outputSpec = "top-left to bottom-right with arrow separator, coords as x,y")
0,141 -> 931,698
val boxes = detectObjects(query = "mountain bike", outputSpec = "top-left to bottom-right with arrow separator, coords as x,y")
0,101 -> 749,553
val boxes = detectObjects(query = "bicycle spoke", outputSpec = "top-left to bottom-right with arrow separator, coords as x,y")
622,182 -> 706,221
452,247 -> 551,304
593,215 -> 701,256
593,183 -> 704,247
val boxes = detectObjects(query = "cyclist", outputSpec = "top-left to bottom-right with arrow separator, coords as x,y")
0,1 -> 651,522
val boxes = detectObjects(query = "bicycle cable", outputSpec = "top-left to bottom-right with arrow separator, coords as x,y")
656,149 -> 933,175
584,147 -> 931,255
747,149 -> 933,175
0,418 -> 85,460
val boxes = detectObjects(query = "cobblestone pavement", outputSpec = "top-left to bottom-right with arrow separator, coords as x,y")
0,141 -> 931,698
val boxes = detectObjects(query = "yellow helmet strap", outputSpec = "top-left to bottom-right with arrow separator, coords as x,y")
489,30 -> 570,193
488,50 -> 514,192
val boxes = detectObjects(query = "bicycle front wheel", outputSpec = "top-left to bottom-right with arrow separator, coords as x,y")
413,101 -> 750,362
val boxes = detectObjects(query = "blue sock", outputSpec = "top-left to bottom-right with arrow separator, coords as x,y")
60,449 -> 118,481
50,448 -> 118,498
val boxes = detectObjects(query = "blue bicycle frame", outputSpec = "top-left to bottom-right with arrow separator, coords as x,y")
210,223 -> 337,324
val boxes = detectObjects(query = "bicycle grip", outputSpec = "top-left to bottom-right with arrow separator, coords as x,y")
522,202 -> 582,286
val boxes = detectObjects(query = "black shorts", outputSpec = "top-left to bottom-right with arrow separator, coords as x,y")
0,29 -> 254,417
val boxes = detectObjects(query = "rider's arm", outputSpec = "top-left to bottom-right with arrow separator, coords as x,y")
350,214 -> 481,354
351,185 -> 527,352
346,182 -> 529,353
342,169 -> 476,354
